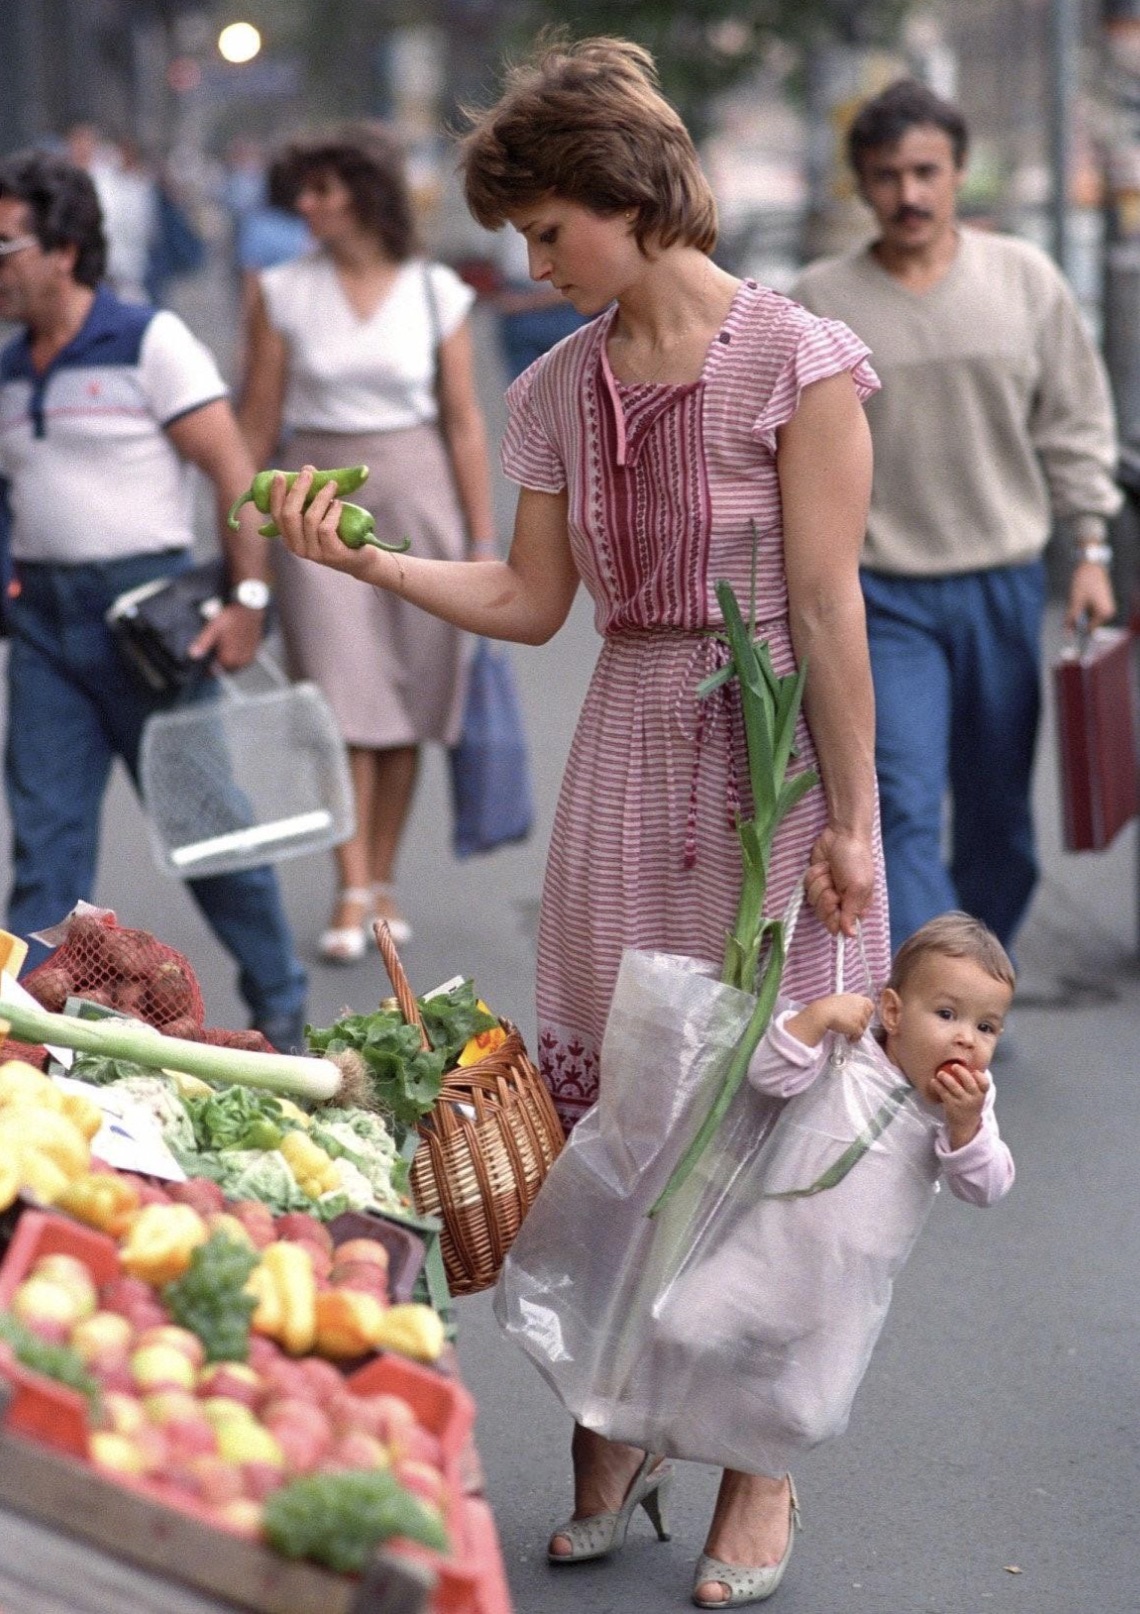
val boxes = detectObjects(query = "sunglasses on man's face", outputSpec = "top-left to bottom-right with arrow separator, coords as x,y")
0,235 -> 38,258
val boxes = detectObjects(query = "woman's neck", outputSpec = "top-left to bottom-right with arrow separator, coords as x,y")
608,249 -> 739,385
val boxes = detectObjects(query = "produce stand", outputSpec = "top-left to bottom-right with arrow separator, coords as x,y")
0,912 -> 518,1614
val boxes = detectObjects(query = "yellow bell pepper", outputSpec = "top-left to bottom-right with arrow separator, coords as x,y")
247,1240 -> 317,1355
0,1107 -> 89,1191
0,1061 -> 65,1111
120,1202 -> 209,1286
55,1171 -> 140,1239
0,1152 -> 21,1212
371,1303 -> 446,1363
58,1088 -> 104,1142
279,1131 -> 339,1199
456,1002 -> 508,1068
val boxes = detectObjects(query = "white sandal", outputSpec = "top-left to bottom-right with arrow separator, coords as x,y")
318,887 -> 374,964
373,882 -> 412,947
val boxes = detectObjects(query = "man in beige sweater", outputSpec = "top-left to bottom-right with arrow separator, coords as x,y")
793,78 -> 1120,953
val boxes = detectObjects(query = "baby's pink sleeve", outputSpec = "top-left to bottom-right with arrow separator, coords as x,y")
935,1084 -> 1015,1205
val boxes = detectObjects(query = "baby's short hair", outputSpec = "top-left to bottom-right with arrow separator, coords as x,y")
888,912 -> 1016,995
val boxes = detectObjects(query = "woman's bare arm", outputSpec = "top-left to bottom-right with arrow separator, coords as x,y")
777,370 -> 877,935
236,277 -> 288,469
268,469 -> 580,645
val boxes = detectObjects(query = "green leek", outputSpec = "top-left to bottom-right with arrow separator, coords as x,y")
649,571 -> 817,1215
0,998 -> 342,1102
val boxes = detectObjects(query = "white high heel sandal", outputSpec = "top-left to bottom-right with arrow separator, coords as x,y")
318,887 -> 374,964
373,882 -> 412,947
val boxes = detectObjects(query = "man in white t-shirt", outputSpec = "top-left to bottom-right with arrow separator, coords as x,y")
0,150 -> 307,1048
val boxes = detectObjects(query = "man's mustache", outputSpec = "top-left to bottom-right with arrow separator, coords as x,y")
892,206 -> 932,225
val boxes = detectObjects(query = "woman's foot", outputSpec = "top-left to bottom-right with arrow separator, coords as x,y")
548,1427 -> 658,1559
372,881 -> 412,946
318,887 -> 374,963
694,1472 -> 795,1605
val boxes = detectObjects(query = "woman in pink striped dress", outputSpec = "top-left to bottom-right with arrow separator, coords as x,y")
272,35 -> 889,1611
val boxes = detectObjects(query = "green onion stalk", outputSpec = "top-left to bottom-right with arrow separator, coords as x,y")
0,999 -> 357,1104
649,575 -> 818,1216
597,568 -> 820,1411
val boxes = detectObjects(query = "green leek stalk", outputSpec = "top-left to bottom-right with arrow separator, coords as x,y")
0,998 -> 342,1101
649,576 -> 817,1216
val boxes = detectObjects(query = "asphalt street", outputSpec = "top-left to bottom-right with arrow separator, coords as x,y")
3,259 -> 1138,1612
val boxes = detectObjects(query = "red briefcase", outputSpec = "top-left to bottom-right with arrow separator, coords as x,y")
1052,625 -> 1139,852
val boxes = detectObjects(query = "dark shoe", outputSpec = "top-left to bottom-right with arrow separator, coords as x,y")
255,1009 -> 307,1053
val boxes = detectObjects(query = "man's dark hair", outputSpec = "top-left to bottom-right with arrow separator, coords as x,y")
847,79 -> 969,176
0,150 -> 106,288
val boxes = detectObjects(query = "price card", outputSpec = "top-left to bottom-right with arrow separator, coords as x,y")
53,1073 -> 188,1182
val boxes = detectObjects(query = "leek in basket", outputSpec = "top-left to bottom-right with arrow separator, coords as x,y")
650,574 -> 817,1215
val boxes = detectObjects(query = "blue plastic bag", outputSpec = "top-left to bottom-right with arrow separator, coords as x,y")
448,638 -> 534,858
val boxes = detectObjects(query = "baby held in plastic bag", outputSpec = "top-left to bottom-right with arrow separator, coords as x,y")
653,911 -> 1015,1472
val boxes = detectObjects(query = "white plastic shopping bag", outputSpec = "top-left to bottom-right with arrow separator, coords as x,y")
495,948 -> 941,1475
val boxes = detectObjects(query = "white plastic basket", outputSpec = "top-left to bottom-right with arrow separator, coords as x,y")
139,653 -> 355,879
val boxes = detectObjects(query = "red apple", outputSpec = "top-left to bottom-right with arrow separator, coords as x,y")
275,1211 -> 333,1253
32,1253 -> 99,1317
166,1177 -> 226,1216
227,1200 -> 277,1249
130,1342 -> 196,1393
99,1389 -> 147,1436
11,1276 -> 85,1344
143,1390 -> 218,1459
257,1356 -> 314,1405
331,1237 -> 389,1271
99,1275 -> 159,1318
196,1361 -> 262,1408
295,1354 -> 344,1408
182,1453 -> 245,1506
245,1334 -> 284,1374
135,1324 -> 205,1371
328,1429 -> 388,1471
217,1497 -> 265,1540
241,1459 -> 288,1501
329,1262 -> 389,1302
396,1422 -> 443,1470
393,1458 -> 447,1506
89,1430 -> 150,1477
69,1309 -> 135,1363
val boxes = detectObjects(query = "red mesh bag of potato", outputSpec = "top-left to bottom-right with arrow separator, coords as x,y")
200,1026 -> 276,1054
0,1037 -> 49,1069
20,908 -> 205,1035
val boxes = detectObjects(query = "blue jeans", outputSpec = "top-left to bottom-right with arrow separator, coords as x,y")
5,553 -> 307,1027
862,561 -> 1046,953
498,301 -> 589,381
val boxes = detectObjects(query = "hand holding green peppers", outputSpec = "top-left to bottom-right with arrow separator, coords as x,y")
227,465 -> 368,530
229,465 -> 411,554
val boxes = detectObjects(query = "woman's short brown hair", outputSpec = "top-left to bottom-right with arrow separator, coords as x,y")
888,912 -> 1016,996
280,120 -> 419,261
459,34 -> 717,255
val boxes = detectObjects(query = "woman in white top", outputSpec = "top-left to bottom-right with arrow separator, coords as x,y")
239,122 -> 497,959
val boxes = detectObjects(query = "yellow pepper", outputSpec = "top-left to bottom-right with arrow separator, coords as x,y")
0,1152 -> 21,1212
279,1131 -> 339,1199
12,1148 -> 70,1205
120,1202 -> 209,1286
371,1303 -> 446,1363
0,1061 -> 65,1111
55,1171 -> 140,1239
456,1002 -> 508,1068
248,1240 -> 317,1355
58,1088 -> 104,1142
0,1107 -> 89,1185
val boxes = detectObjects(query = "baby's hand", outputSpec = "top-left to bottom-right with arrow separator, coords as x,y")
930,1061 -> 989,1149
787,993 -> 874,1047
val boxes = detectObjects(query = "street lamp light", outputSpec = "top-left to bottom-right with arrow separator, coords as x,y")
217,22 -> 262,65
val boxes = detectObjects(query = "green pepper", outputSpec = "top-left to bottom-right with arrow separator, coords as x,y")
226,465 -> 369,530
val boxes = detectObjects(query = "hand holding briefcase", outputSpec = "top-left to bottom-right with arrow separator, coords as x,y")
1052,624 -> 1139,852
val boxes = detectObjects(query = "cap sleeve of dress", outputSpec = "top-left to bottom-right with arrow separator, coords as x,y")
751,311 -> 880,454
501,360 -> 567,493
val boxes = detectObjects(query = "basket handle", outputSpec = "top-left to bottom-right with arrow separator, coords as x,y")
373,920 -> 431,1052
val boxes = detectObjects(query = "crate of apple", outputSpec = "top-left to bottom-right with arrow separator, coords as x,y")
0,1213 -> 470,1557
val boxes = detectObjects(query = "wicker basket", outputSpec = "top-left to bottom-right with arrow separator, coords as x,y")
374,921 -> 564,1297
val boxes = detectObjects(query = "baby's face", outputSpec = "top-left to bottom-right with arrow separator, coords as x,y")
879,953 -> 1012,1101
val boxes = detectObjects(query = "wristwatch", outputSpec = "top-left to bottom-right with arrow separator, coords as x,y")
232,578 -> 272,610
